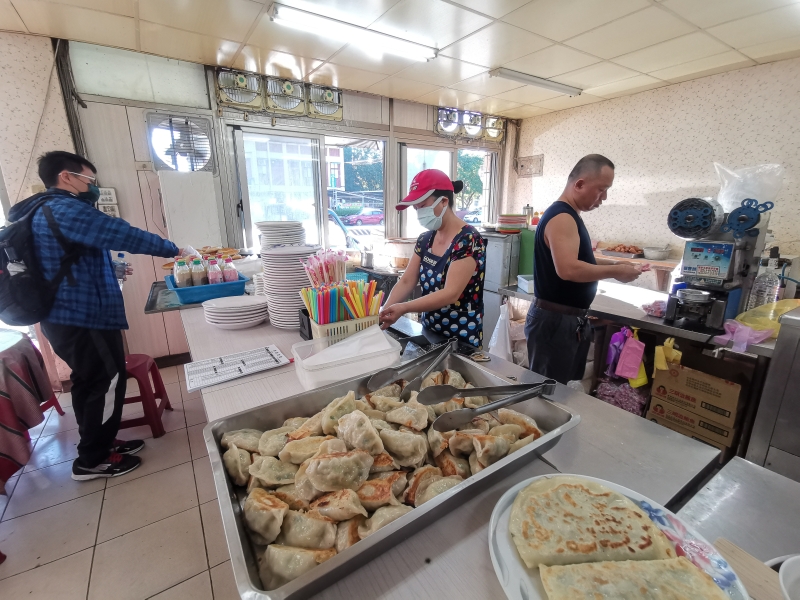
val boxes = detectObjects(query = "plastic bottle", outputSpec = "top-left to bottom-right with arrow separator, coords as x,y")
191,258 -> 208,286
114,252 -> 128,287
207,259 -> 224,284
746,270 -> 780,311
174,260 -> 193,288
222,258 -> 238,282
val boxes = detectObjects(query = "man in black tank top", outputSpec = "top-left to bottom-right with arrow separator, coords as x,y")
524,155 -> 646,384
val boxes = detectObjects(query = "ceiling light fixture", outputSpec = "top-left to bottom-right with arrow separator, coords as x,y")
268,3 -> 437,62
488,67 -> 582,97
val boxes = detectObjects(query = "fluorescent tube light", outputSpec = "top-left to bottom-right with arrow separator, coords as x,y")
488,68 -> 582,97
268,3 -> 437,62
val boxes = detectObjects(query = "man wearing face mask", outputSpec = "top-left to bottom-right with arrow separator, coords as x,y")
380,169 -> 486,348
8,151 -> 180,480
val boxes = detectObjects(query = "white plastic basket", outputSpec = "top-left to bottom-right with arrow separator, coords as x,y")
310,315 -> 379,340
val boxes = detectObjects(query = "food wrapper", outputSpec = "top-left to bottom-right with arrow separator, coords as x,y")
653,337 -> 682,376
735,299 -> 800,338
595,379 -> 649,416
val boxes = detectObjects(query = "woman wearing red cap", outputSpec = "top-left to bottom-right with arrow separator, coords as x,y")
379,169 -> 486,349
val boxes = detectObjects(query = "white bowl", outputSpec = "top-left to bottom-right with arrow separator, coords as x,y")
780,555 -> 800,600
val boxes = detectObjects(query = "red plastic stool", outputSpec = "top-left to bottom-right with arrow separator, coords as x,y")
119,354 -> 173,438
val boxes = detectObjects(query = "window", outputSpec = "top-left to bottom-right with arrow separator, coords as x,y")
288,160 -> 302,186
328,148 -> 341,157
256,158 -> 269,184
329,163 -> 341,189
269,142 -> 283,153
457,149 -> 494,226
404,147 -> 453,239
286,143 -> 299,154
270,159 -> 285,186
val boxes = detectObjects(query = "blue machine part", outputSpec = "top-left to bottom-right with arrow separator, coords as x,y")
681,241 -> 735,281
724,288 -> 742,321
667,197 -> 724,239
721,198 -> 774,238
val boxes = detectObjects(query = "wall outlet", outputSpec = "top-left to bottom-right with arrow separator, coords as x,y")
516,155 -> 543,178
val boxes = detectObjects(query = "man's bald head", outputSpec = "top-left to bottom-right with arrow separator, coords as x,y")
567,154 -> 615,182
564,154 -> 615,212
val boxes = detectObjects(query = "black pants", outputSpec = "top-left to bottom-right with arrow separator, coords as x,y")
524,305 -> 592,385
41,322 -> 127,468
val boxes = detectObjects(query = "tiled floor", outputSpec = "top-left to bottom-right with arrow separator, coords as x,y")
0,366 -> 239,599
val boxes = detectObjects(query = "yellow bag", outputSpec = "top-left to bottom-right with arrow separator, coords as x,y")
736,299 -> 800,338
628,329 -> 649,388
653,337 -> 682,376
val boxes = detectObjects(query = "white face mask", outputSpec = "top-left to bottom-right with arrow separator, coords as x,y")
417,196 -> 447,231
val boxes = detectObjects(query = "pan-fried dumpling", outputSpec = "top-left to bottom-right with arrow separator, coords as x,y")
363,409 -> 387,421
463,383 -> 490,409
357,505 -> 413,539
221,429 -> 262,453
472,434 -> 510,467
283,417 -> 309,428
402,465 -> 442,505
260,544 -> 337,590
443,369 -> 467,389
369,382 -> 402,398
222,443 -> 251,486
434,450 -> 470,478
243,488 -> 289,545
272,483 -> 311,511
427,426 -> 447,458
399,426 -> 430,455
369,452 -> 399,473
469,452 -> 484,475
380,429 -> 427,467
258,426 -> 295,457
354,399 -> 371,412
306,450 -> 374,492
367,395 -> 404,413
294,460 -> 324,502
356,477 -> 400,511
497,408 -> 543,439
509,434 -> 537,454
385,400 -> 428,431
249,456 -> 299,487
371,471 -> 408,497
488,424 -> 524,443
369,418 -> 396,432
415,475 -> 463,507
420,371 -> 443,389
337,410 -> 384,455
278,436 -> 334,464
432,397 -> 464,416
321,391 -> 357,435
310,489 -> 368,521
275,509 -> 336,549
335,515 -> 366,552
316,438 -> 347,456
288,412 -> 324,441
448,430 -> 483,457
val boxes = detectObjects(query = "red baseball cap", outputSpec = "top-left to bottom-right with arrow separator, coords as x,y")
397,169 -> 454,210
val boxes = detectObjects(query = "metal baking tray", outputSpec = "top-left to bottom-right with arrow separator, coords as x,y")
601,250 -> 644,258
204,353 -> 581,600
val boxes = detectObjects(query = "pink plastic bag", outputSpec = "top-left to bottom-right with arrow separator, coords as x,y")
615,335 -> 645,379
713,320 -> 773,352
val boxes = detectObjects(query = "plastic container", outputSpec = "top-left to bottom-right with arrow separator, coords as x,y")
291,332 -> 401,390
208,259 -> 224,285
191,259 -> 208,286
643,247 -> 670,260
222,258 -> 239,282
165,272 -> 247,305
746,270 -> 780,311
310,315 -> 379,340
517,274 -> 534,294
174,260 -> 192,288
345,272 -> 369,284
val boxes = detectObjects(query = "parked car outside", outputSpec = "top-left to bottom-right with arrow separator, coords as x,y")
328,209 -> 361,249
464,209 -> 483,223
342,207 -> 384,226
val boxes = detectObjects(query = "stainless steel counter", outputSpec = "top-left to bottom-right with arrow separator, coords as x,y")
499,281 -> 776,358
678,457 -> 800,561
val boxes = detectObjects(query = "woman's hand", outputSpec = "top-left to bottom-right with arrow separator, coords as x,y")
379,303 -> 406,329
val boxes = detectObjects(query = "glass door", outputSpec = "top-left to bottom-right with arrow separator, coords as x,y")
402,146 -> 454,239
235,130 -> 322,247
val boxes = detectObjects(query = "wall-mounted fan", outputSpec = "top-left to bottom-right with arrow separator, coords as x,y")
307,84 -> 343,121
265,77 -> 306,115
435,107 -> 461,136
461,110 -> 483,138
147,114 -> 215,173
216,69 -> 263,110
483,115 -> 505,141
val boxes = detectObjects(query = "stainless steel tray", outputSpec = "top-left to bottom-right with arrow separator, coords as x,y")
204,353 -> 581,600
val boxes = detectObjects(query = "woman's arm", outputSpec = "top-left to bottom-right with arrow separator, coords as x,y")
383,253 -> 422,307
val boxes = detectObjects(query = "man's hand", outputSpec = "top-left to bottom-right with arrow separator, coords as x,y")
613,263 -> 644,283
379,303 -> 406,330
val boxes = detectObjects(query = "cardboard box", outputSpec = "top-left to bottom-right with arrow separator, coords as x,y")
646,410 -> 734,463
652,365 -> 742,428
646,398 -> 736,447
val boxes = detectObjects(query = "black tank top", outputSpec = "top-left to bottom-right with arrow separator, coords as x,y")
534,202 -> 597,309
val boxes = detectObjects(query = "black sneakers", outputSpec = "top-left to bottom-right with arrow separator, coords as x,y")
71,452 -> 141,480
114,439 -> 145,455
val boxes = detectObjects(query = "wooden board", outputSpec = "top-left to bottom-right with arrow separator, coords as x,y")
714,538 -> 783,600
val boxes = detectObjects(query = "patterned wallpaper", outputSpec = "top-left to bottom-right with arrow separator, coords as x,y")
0,32 -> 74,208
504,57 -> 800,264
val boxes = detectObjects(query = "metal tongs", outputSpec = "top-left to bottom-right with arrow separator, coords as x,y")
430,379 -> 557,432
365,339 -> 457,399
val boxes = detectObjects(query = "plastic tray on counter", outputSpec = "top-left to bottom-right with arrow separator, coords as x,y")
164,273 -> 248,305
601,250 -> 644,259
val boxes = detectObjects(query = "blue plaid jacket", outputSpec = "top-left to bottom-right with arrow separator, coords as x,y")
8,189 -> 179,330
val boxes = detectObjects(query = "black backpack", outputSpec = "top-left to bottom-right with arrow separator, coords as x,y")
0,194 -> 81,326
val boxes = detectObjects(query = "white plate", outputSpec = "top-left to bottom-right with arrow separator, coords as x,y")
204,311 -> 269,322
489,474 -> 748,600
255,220 -> 303,227
202,296 -> 269,309
262,245 -> 320,256
206,315 -> 267,329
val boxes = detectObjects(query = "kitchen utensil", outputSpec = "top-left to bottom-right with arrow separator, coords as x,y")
644,246 -> 670,260
400,339 -> 457,400
417,383 -> 535,406
676,288 -> 712,304
365,340 -> 452,392
361,251 -> 374,268
432,379 -> 556,431
780,555 -> 800,600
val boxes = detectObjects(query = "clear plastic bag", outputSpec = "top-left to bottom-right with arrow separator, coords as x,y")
714,163 -> 784,213
736,299 -> 800,338
488,303 -> 513,362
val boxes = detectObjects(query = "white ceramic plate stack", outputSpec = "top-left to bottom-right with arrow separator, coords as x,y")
252,273 -> 266,297
256,221 -> 306,248
202,296 -> 269,330
262,243 -> 320,329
